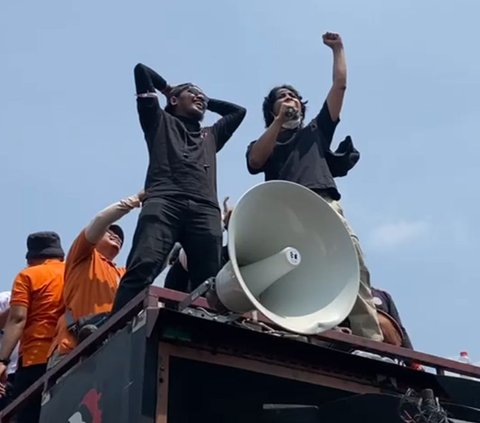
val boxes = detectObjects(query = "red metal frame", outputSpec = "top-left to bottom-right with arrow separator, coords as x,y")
1,286 -> 479,422
147,286 -> 480,377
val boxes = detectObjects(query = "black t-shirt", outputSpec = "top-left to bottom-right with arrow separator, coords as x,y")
137,96 -> 245,208
246,102 -> 342,200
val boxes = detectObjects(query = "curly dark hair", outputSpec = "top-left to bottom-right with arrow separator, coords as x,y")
262,85 -> 308,127
164,83 -> 193,115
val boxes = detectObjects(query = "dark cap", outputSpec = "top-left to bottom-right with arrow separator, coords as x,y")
108,225 -> 124,245
26,231 -> 65,261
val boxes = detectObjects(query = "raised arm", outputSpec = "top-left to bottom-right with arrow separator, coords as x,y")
134,64 -> 171,135
312,33 -> 347,151
323,32 -> 347,122
208,99 -> 246,151
65,192 -> 144,271
247,102 -> 291,171
85,192 -> 144,244
134,63 -> 170,95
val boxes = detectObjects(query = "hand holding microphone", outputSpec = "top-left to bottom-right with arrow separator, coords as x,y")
285,106 -> 298,120
277,103 -> 299,124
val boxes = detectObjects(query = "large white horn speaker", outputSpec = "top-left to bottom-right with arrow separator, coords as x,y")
215,181 -> 359,335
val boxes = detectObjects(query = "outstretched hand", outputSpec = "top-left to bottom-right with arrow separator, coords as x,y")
126,190 -> 146,209
161,84 -> 172,98
322,32 -> 343,50
222,197 -> 233,229
274,102 -> 297,125
137,190 -> 147,204
222,197 -> 230,214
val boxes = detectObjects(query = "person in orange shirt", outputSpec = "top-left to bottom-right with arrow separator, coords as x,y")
0,231 -> 65,423
48,192 -> 143,368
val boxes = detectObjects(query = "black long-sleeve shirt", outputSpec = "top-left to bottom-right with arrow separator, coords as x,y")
134,63 -> 246,207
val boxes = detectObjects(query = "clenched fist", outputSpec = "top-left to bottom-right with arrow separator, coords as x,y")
322,32 -> 343,50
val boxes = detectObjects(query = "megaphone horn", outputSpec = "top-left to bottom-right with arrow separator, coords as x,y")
212,181 -> 360,335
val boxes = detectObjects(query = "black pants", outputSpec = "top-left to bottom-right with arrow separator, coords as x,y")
13,361 -> 47,423
112,196 -> 222,313
164,258 -> 190,292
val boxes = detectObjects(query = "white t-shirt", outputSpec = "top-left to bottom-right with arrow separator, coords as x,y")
0,291 -> 19,374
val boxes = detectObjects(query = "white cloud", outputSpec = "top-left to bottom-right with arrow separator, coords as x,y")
369,220 -> 430,250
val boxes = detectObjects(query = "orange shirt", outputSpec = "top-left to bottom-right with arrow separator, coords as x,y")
50,231 -> 125,356
10,259 -> 65,367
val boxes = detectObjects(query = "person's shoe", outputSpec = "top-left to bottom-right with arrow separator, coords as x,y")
77,324 -> 98,343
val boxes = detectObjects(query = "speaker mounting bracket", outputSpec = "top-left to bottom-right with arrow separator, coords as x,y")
177,278 -> 214,312
177,278 -> 242,325
182,307 -> 242,325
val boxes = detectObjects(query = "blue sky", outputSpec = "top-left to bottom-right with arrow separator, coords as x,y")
1,0 -> 479,360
